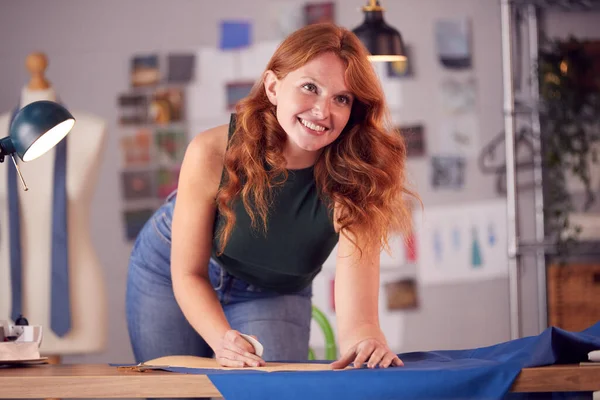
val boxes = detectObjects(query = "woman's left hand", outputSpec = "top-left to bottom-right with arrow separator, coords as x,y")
330,338 -> 404,370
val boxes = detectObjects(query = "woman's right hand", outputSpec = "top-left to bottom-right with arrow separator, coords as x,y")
214,329 -> 266,368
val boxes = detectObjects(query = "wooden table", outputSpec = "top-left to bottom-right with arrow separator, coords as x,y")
0,363 -> 598,398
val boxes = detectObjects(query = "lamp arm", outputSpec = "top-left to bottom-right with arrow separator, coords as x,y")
0,137 -> 28,191
10,154 -> 28,191
0,137 -> 15,163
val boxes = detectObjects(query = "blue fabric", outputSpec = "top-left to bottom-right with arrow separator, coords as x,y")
163,322 -> 600,400
7,103 -> 70,336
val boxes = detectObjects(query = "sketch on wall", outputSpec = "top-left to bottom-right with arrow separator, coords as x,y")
268,1 -> 304,38
434,17 -> 472,70
413,199 -> 508,285
431,155 -> 466,190
438,77 -> 480,157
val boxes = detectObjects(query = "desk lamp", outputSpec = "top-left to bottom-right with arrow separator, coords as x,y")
0,100 -> 75,190
352,0 -> 407,62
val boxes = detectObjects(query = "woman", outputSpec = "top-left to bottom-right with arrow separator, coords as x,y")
126,22 -> 416,371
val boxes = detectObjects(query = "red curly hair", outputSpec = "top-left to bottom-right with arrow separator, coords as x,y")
216,23 -> 418,256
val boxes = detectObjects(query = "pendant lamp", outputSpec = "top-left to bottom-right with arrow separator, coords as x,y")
352,0 -> 407,62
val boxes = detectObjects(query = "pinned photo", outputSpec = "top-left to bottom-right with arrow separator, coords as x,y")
304,2 -> 335,25
149,87 -> 185,124
121,170 -> 155,201
167,53 -> 196,83
434,18 -> 472,69
226,81 -> 255,110
155,129 -> 187,165
156,167 -> 181,199
118,93 -> 148,125
384,278 -> 418,311
220,20 -> 252,50
431,156 -> 466,190
120,128 -> 152,167
131,54 -> 160,87
396,124 -> 426,158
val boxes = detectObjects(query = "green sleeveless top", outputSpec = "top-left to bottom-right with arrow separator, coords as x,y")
211,115 -> 339,293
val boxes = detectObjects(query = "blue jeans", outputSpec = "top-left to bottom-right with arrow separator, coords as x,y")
125,193 -> 313,367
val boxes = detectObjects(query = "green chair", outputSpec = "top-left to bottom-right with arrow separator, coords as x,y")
308,305 -> 337,360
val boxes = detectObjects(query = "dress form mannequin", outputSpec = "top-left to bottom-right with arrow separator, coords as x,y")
0,52 -> 108,356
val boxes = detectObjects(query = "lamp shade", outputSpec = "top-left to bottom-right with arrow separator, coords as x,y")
352,4 -> 406,62
4,100 -> 75,162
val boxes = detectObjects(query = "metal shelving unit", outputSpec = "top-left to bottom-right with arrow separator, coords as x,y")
500,0 -> 600,340
513,0 -> 600,11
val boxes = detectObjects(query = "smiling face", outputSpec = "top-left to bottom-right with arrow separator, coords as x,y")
264,52 -> 354,168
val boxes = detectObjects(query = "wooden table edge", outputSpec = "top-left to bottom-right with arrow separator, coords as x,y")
511,364 -> 600,392
0,363 -> 598,398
